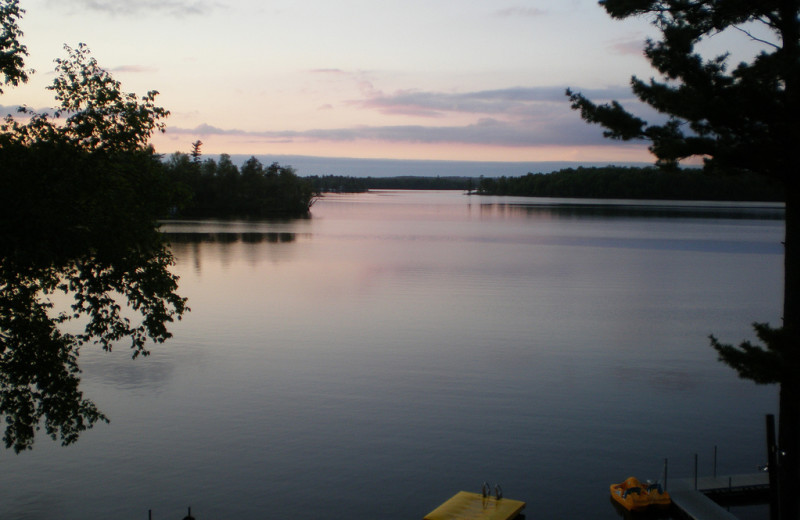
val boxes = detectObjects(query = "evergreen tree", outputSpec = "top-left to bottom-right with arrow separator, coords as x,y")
567,2 -> 799,517
190,140 -> 202,163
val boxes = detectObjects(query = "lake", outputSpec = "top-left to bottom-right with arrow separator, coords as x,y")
0,191 -> 784,520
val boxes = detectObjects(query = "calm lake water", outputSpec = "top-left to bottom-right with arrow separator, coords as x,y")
1,191 -> 784,520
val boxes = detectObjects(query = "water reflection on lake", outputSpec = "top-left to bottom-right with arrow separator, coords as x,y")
0,191 -> 783,520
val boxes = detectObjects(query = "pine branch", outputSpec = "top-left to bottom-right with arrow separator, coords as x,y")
732,24 -> 781,50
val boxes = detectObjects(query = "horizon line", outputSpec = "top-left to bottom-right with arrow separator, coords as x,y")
204,153 -> 656,178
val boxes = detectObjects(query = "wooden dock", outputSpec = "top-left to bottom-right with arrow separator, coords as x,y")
423,491 -> 525,520
669,474 -> 769,520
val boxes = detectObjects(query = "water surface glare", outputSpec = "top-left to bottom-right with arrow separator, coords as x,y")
1,191 -> 783,519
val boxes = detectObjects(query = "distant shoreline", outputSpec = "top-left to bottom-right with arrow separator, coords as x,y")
225,154 -> 653,178
302,166 -> 784,203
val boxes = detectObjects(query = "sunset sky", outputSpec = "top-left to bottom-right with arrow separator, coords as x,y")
1,0 -> 775,165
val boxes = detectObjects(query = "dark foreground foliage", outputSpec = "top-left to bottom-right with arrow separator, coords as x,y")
1,42 -> 187,452
567,1 -> 800,517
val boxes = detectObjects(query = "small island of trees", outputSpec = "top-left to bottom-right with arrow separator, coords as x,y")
163,145 -> 316,218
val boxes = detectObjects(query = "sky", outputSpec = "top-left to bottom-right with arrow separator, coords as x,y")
0,0 -> 776,166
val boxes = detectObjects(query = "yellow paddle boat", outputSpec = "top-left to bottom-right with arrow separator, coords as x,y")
643,480 -> 671,507
610,477 -> 652,511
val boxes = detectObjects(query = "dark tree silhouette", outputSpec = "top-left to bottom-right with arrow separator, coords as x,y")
567,1 -> 798,517
475,166 -> 783,201
190,140 -> 202,163
164,153 -> 315,217
0,0 -> 28,92
1,30 -> 187,450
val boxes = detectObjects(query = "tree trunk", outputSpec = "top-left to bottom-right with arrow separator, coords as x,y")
779,182 -> 800,519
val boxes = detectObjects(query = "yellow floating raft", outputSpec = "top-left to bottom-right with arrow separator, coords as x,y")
424,490 -> 525,520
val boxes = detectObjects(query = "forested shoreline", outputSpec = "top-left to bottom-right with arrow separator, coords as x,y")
159,158 -> 786,219
305,166 -> 784,202
159,161 -> 785,218
163,152 -> 316,217
306,175 -> 475,193
476,166 -> 784,201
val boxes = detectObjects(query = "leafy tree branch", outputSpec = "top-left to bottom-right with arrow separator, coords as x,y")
1,12 -> 187,452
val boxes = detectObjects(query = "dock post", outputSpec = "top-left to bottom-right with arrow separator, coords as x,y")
714,445 -> 717,478
766,414 -> 779,520
694,453 -> 698,490
663,458 -> 668,491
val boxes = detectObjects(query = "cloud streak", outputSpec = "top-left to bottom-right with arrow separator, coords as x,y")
1,104 -> 56,118
168,84 -> 652,149
1,104 -> 25,115
111,65 -> 160,74
168,120 -> 607,147
354,86 -> 635,118
49,0 -> 218,17
607,35 -> 647,57
494,6 -> 548,17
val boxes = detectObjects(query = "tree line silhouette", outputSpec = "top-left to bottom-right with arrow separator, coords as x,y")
306,175 -> 475,193
476,166 -> 784,202
163,146 -> 316,217
305,167 -> 783,202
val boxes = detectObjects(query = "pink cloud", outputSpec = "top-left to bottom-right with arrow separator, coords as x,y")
495,7 -> 547,17
608,36 -> 646,57
111,65 -> 159,73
